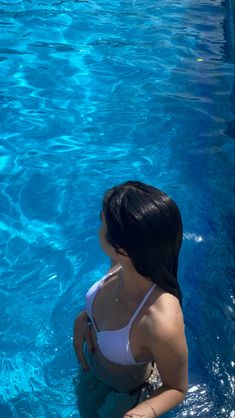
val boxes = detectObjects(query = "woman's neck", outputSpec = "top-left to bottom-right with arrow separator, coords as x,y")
118,262 -> 152,299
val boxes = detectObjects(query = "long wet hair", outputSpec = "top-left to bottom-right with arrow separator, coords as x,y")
102,180 -> 183,306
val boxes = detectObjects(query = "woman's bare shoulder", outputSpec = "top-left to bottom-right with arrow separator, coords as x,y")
105,261 -> 122,277
145,290 -> 185,339
110,258 -> 120,268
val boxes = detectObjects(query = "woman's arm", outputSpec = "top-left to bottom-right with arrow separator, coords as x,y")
73,310 -> 95,371
124,298 -> 188,417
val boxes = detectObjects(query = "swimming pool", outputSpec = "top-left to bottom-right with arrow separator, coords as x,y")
0,0 -> 234,416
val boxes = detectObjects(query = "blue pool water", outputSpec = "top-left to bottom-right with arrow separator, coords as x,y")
0,0 -> 234,417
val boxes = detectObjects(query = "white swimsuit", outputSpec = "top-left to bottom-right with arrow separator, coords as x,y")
86,266 -> 156,366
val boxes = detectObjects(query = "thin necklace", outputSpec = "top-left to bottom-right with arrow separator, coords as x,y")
114,270 -> 152,303
114,271 -> 124,303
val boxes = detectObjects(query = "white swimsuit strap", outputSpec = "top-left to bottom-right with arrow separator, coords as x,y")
90,265 -> 123,332
104,264 -> 123,281
128,284 -> 156,325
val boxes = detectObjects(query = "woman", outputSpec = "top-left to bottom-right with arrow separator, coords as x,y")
74,180 -> 188,418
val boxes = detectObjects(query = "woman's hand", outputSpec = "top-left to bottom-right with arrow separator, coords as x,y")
123,401 -> 157,418
73,310 -> 95,371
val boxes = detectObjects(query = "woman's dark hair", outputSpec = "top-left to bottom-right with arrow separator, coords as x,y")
102,180 -> 183,306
